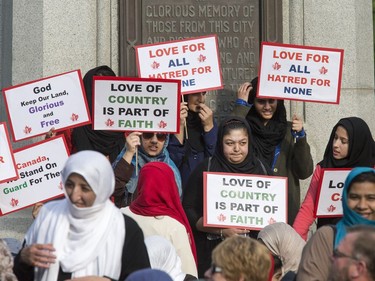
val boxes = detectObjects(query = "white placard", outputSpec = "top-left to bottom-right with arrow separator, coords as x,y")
3,70 -> 90,141
93,77 -> 181,133
315,168 -> 351,217
0,123 -> 18,183
204,172 -> 288,230
136,35 -> 223,94
0,136 -> 69,216
258,42 -> 344,104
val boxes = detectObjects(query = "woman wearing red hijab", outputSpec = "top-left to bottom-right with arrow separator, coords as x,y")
121,162 -> 198,278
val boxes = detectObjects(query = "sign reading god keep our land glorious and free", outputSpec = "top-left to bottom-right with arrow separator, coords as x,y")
135,35 -> 224,94
258,42 -> 344,104
0,135 -> 69,216
315,168 -> 351,218
204,172 -> 288,230
0,123 -> 18,184
93,77 -> 181,133
2,70 -> 90,141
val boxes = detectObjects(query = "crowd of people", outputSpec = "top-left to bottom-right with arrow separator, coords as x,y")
1,65 -> 374,281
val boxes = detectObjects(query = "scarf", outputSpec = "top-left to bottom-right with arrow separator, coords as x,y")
71,65 -> 125,162
246,103 -> 287,167
112,134 -> 182,195
258,222 -> 306,276
334,167 -> 375,247
210,116 -> 271,175
319,117 -> 375,168
129,162 -> 197,264
25,151 -> 125,281
245,77 -> 288,167
185,110 -> 205,153
145,235 -> 187,281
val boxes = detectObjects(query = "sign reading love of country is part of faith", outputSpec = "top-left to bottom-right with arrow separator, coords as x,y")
315,168 -> 351,218
135,34 -> 224,94
93,77 -> 181,133
0,135 -> 69,216
0,123 -> 18,184
258,42 -> 344,104
203,172 -> 288,230
2,70 -> 90,142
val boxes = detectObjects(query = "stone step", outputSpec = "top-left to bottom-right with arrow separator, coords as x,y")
0,207 -> 33,243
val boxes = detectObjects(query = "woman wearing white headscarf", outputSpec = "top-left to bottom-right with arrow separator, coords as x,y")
13,151 -> 150,281
145,236 -> 197,281
257,222 -> 305,279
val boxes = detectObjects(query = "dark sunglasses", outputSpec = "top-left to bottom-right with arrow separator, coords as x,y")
210,263 -> 223,275
142,132 -> 167,141
332,248 -> 357,260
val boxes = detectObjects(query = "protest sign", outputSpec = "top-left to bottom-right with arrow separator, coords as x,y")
0,123 -> 18,184
258,42 -> 344,104
315,168 -> 351,217
204,172 -> 288,230
3,70 -> 90,141
93,77 -> 181,133
136,35 -> 223,94
0,135 -> 69,216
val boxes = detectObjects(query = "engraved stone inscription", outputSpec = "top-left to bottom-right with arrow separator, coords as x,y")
142,0 -> 260,122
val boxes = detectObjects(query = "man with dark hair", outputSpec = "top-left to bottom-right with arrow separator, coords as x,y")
330,225 -> 375,281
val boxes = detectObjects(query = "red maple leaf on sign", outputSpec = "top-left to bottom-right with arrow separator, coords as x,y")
105,119 -> 114,127
272,62 -> 281,70
197,54 -> 206,63
327,205 -> 336,212
268,217 -> 277,224
151,61 -> 160,69
10,198 -> 19,207
217,213 -> 226,222
158,120 -> 167,129
319,66 -> 328,74
58,181 -> 63,190
24,126 -> 32,134
71,113 -> 79,121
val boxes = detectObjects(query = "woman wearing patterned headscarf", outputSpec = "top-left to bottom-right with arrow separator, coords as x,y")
293,117 -> 375,240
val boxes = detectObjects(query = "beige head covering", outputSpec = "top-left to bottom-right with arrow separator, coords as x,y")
257,222 -> 305,275
0,239 -> 18,281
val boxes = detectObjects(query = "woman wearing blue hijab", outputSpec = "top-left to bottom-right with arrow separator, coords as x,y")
296,167 -> 375,281
112,132 -> 182,207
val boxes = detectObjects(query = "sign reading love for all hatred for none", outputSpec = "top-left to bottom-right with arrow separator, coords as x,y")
315,168 -> 351,217
93,77 -> 181,133
258,42 -> 344,104
0,135 -> 69,216
2,70 -> 90,142
135,35 -> 224,94
203,172 -> 288,230
0,123 -> 18,184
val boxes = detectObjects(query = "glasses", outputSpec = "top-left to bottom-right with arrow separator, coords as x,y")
332,248 -> 358,260
210,263 -> 223,275
142,133 -> 167,142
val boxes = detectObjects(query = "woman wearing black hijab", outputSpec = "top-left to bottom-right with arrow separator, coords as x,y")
233,77 -> 314,225
293,116 -> 375,240
182,116 -> 271,277
71,65 -> 125,163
